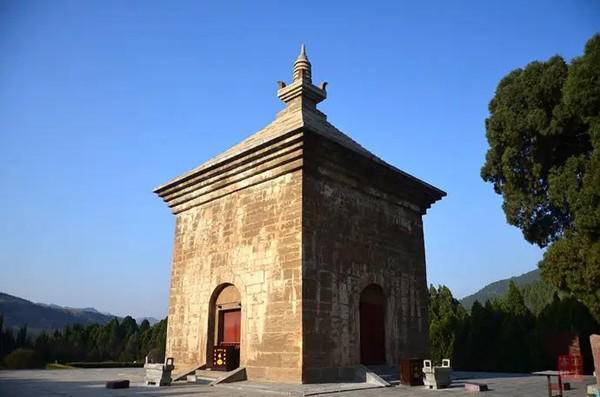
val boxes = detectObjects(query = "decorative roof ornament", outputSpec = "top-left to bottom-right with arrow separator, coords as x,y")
293,44 -> 312,82
277,44 -> 327,111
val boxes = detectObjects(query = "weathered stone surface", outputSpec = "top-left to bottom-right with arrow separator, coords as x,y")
301,132 -> 436,380
159,168 -> 303,382
591,334 -> 600,386
154,46 -> 444,384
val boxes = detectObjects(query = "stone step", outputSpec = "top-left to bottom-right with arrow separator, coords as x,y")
366,365 -> 400,382
195,368 -> 227,380
171,364 -> 203,382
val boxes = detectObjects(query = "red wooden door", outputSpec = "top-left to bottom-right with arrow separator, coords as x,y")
219,309 -> 241,345
360,302 -> 385,365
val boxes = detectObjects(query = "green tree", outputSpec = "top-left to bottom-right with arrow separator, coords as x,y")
0,315 -> 16,362
15,325 -> 30,348
139,319 -> 150,334
428,285 -> 467,366
481,34 -> 600,319
3,348 -> 44,369
497,282 -> 537,372
502,281 -> 530,317
34,332 -> 51,363
520,280 -> 559,315
462,300 -> 499,371
107,319 -> 125,358
121,316 -> 138,338
121,332 -> 139,362
536,294 -> 600,372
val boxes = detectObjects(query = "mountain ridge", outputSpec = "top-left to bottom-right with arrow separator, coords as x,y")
459,268 -> 541,309
0,292 -> 158,334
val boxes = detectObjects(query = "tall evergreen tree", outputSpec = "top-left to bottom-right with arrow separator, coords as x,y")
481,34 -> 600,319
498,282 -> 536,372
428,285 -> 467,366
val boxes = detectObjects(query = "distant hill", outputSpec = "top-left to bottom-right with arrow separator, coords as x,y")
0,292 -> 118,334
460,269 -> 543,310
136,317 -> 160,326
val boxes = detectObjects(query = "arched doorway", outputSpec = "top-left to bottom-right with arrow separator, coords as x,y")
359,284 -> 386,365
207,284 -> 241,370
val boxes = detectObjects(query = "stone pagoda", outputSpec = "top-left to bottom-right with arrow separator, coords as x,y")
154,45 -> 445,383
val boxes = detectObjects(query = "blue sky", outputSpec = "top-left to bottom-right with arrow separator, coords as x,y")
1,1 -> 599,318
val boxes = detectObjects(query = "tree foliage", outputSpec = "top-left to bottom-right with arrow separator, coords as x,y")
3,348 -> 44,369
520,280 -> 559,315
429,284 -> 599,372
481,34 -> 600,319
0,314 -> 167,368
428,285 -> 467,365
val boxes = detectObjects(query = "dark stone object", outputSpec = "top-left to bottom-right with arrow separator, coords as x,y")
464,382 -> 488,392
105,379 -> 130,389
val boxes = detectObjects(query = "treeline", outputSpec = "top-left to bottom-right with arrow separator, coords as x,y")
429,282 -> 600,372
0,315 -> 167,368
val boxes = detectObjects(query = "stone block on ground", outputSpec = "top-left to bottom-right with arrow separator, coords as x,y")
144,357 -> 174,386
464,382 -> 488,392
105,379 -> 129,389
186,374 -> 197,383
423,359 -> 452,389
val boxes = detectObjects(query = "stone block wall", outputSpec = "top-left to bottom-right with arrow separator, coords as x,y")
301,132 -> 429,382
165,140 -> 304,383
160,128 -> 438,384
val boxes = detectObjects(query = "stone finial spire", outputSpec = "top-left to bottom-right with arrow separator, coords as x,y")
277,44 -> 327,112
293,44 -> 312,82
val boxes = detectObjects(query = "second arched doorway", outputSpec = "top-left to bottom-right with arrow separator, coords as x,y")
359,284 -> 386,365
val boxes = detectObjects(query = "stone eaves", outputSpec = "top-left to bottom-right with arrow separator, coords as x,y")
154,45 -> 446,212
154,105 -> 445,209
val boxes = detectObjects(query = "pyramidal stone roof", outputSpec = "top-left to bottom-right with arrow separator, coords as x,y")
155,45 -> 445,200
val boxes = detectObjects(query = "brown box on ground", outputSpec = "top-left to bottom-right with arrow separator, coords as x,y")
400,358 -> 424,386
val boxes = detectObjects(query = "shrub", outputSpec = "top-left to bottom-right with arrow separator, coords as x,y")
4,348 -> 44,369
145,347 -> 165,364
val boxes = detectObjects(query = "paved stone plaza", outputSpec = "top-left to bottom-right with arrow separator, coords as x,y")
0,368 -> 596,396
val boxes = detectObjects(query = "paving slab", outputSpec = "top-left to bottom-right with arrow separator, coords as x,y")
215,380 -> 383,396
0,368 -> 596,397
